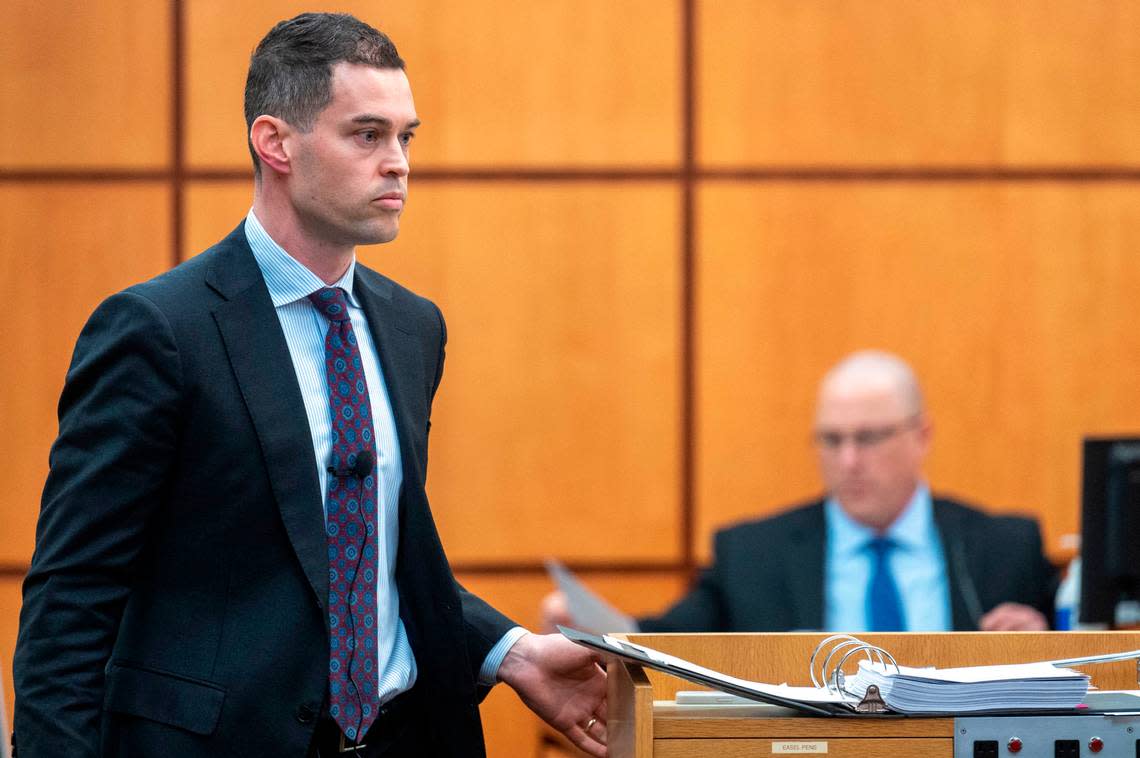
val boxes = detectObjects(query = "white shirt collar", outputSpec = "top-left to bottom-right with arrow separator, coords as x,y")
244,209 -> 360,308
825,483 -> 933,558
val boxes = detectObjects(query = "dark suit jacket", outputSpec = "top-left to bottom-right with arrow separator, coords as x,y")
639,498 -> 1056,633
14,223 -> 513,757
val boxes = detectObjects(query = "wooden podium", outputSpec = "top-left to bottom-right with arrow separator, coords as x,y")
605,631 -> 1140,758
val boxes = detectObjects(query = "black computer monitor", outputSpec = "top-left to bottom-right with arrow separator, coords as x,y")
1080,437 -> 1140,627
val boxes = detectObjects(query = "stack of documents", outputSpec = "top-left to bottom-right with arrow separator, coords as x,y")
845,660 -> 1090,714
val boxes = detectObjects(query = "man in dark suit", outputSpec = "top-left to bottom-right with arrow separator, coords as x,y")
14,13 -> 607,758
542,351 -> 1055,634
635,496 -> 1054,633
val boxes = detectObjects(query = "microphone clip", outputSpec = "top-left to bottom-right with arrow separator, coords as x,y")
327,449 -> 375,479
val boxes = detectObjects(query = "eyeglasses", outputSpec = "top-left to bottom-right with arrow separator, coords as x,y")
813,417 -> 919,452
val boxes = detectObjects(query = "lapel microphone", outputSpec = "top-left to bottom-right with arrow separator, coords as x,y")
327,449 -> 375,479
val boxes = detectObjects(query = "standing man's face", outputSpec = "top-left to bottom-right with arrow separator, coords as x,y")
286,62 -> 419,248
812,381 -> 930,532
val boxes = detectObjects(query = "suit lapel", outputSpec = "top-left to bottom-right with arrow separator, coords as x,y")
785,503 -> 827,630
933,501 -> 982,630
206,225 -> 328,607
354,271 -> 461,669
353,271 -> 428,492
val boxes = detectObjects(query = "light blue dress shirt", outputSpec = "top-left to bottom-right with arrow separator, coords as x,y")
244,211 -> 523,698
824,484 -> 952,631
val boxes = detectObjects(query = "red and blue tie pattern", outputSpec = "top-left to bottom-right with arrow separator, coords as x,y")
308,287 -> 380,742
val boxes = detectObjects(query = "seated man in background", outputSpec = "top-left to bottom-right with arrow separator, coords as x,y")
542,350 -> 1056,633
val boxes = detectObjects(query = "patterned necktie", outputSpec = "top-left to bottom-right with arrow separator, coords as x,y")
866,536 -> 906,631
308,287 -> 380,743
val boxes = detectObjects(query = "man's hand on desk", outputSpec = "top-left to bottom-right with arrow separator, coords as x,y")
979,602 -> 1049,631
498,632 -> 608,757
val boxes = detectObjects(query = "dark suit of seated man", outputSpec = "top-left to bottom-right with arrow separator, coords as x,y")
542,350 -> 1056,634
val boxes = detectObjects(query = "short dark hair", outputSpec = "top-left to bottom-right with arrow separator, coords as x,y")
244,12 -> 405,176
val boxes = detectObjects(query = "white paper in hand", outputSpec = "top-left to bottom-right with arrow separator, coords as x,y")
545,558 -> 638,633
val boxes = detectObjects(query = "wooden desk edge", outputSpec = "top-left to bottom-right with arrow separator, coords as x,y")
610,660 -> 654,758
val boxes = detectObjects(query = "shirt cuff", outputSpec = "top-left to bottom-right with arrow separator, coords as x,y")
478,625 -> 530,686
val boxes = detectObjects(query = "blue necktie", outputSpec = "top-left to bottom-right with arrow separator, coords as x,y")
867,537 -> 906,631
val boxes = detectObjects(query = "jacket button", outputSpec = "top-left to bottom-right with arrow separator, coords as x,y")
296,704 -> 317,724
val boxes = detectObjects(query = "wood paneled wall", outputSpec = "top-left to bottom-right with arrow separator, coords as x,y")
3,1 -> 1140,753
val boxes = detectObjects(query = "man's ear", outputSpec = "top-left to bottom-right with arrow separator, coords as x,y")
914,414 -> 933,459
250,115 -> 293,175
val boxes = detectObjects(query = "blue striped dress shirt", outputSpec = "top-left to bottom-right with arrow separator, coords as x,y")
244,211 -> 523,702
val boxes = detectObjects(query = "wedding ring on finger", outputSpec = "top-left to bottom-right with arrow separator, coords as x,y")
584,716 -> 598,731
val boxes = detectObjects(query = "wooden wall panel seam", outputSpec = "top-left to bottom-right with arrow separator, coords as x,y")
0,171 -> 173,182
680,0 -> 697,576
7,168 -> 1140,183
697,168 -> 1140,182
172,0 -> 185,268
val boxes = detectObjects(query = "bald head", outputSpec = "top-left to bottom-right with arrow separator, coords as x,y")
817,351 -> 924,420
813,351 -> 931,532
